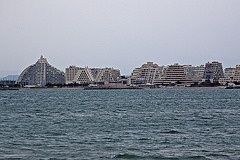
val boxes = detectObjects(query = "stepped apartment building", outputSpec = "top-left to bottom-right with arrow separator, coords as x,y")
154,63 -> 192,85
65,66 -> 120,84
129,62 -> 162,85
16,56 -> 65,85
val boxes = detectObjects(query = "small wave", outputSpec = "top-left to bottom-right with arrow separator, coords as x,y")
207,153 -> 231,159
163,130 -> 182,134
200,116 -> 212,119
112,153 -> 141,159
112,153 -> 178,159
181,155 -> 210,160
33,109 -> 42,113
138,138 -> 151,141
20,114 -> 32,118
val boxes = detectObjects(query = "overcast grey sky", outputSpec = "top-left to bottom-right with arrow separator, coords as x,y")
0,0 -> 240,77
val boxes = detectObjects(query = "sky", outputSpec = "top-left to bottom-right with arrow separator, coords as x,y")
0,0 -> 240,77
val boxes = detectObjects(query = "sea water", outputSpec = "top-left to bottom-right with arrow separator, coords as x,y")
0,89 -> 239,159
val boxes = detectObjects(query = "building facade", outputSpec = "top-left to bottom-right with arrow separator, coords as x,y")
65,66 -> 80,84
224,67 -> 235,78
183,65 -> 205,82
233,65 -> 240,82
16,56 -> 65,85
203,61 -> 224,83
154,63 -> 192,85
129,62 -> 162,85
65,66 -> 120,84
218,77 -> 234,85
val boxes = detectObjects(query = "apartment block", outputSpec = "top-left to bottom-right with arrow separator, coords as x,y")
203,61 -> 224,83
233,65 -> 240,82
129,62 -> 162,85
16,56 -> 65,85
65,66 -> 120,84
154,63 -> 192,85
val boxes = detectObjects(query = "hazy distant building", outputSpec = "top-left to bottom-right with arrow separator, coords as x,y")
233,65 -> 240,82
16,56 -> 65,85
154,63 -> 192,85
203,61 -> 224,83
129,62 -> 162,85
224,67 -> 235,78
65,66 -> 120,84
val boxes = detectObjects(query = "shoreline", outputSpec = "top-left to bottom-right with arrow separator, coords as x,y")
19,87 -> 85,91
150,86 -> 225,90
0,86 -> 227,91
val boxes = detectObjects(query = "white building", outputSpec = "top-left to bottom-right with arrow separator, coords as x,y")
155,63 -> 192,85
65,66 -> 81,84
65,66 -> 120,84
129,62 -> 162,85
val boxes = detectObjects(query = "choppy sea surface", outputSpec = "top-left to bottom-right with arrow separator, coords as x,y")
0,89 -> 239,160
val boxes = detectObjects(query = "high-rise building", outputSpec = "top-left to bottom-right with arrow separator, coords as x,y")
203,61 -> 224,83
129,62 -> 162,85
154,63 -> 192,85
65,66 -> 120,84
233,65 -> 240,82
16,56 -> 65,85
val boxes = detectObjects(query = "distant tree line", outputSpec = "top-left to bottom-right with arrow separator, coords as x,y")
0,81 -> 20,88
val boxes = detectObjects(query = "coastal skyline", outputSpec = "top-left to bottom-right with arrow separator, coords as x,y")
1,55 -> 238,79
1,0 -> 240,77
